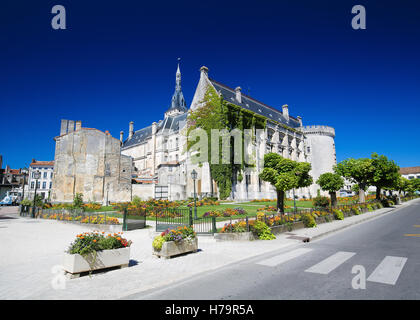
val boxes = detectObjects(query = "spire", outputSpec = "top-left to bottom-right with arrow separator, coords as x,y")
175,58 -> 181,90
165,58 -> 187,117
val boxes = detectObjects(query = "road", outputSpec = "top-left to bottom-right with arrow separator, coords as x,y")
126,200 -> 420,300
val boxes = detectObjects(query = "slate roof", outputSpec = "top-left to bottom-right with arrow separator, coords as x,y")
209,79 -> 301,128
122,112 -> 188,149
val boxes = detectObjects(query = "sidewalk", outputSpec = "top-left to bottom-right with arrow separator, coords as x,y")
0,198 -> 417,300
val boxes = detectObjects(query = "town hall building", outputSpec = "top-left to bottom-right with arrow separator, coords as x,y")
120,64 -> 337,201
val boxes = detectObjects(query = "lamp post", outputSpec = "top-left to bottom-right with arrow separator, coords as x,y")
32,170 -> 41,218
293,188 -> 297,214
191,169 -> 198,219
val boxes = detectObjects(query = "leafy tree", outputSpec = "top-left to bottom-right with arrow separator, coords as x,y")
259,153 -> 312,213
370,153 -> 400,200
316,172 -> 344,207
334,158 -> 375,203
410,179 -> 420,193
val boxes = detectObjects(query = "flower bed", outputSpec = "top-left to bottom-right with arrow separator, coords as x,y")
203,207 -> 246,218
63,231 -> 132,277
39,212 -> 120,225
152,226 -> 198,258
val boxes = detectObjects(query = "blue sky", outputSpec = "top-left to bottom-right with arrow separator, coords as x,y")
1,0 -> 419,169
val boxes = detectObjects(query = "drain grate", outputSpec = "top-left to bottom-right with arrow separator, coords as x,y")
286,235 -> 310,242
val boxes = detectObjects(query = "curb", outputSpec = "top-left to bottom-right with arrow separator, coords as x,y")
306,200 -> 417,242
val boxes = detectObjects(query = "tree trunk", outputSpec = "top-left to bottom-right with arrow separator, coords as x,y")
330,191 -> 337,207
277,190 -> 285,214
376,187 -> 381,200
359,188 -> 366,203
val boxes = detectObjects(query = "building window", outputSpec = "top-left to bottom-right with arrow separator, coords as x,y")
49,182 -> 52,189
43,172 -> 47,179
42,182 -> 46,189
31,182 -> 34,189
50,172 -> 53,178
36,181 -> 40,188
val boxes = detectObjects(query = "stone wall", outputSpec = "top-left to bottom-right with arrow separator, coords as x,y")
51,122 -> 132,204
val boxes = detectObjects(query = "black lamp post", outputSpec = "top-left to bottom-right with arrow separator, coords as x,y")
191,169 -> 198,219
32,170 -> 41,218
293,188 -> 297,213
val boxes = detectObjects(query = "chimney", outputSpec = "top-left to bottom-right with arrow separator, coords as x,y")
75,120 -> 82,131
235,87 -> 242,104
60,119 -> 68,136
282,104 -> 289,121
129,121 -> 134,139
297,116 -> 302,127
200,66 -> 209,78
67,120 -> 75,133
120,131 -> 124,143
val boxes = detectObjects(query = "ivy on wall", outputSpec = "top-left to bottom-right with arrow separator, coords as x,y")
187,86 -> 266,199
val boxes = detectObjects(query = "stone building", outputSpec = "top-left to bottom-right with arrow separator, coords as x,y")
121,64 -> 337,200
51,120 -> 132,204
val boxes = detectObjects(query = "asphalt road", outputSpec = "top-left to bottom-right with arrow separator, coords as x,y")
126,200 -> 420,300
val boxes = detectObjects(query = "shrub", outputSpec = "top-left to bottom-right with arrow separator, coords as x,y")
367,205 -> 373,212
250,221 -> 276,240
73,193 -> 84,208
302,213 -> 317,228
20,199 -> 32,206
312,196 -> 330,209
352,207 -> 361,215
333,209 -> 344,220
152,235 -> 165,251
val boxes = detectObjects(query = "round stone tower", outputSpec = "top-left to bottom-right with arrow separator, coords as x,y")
303,125 -> 337,198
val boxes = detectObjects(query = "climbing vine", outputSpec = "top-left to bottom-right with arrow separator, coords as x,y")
187,87 -> 266,199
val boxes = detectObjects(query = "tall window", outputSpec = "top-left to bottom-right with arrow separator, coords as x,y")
43,172 -> 47,179
42,182 -> 46,189
49,182 -> 52,189
31,182 -> 34,189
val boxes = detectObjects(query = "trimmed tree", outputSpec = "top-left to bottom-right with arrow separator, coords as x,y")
316,172 -> 344,207
259,153 -> 312,213
334,158 -> 375,203
370,153 -> 400,200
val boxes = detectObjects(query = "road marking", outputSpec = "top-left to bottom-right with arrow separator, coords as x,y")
256,248 -> 313,267
305,251 -> 356,275
367,256 -> 407,285
404,234 -> 420,237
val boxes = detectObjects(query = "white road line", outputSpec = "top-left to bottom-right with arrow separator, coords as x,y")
367,256 -> 407,285
305,251 -> 356,275
256,248 -> 313,267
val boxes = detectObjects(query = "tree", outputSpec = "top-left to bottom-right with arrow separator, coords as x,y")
334,158 -> 375,203
370,153 -> 400,200
259,153 -> 312,213
316,172 -> 344,207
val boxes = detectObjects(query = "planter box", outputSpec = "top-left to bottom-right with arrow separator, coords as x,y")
153,237 -> 198,259
63,247 -> 130,278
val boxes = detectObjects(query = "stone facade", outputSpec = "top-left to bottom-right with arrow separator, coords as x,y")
51,120 -> 132,204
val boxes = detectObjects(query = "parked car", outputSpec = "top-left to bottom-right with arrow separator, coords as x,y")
0,192 -> 18,206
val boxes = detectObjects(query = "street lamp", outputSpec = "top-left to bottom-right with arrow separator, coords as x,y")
32,170 -> 41,218
191,169 -> 198,219
293,188 -> 297,214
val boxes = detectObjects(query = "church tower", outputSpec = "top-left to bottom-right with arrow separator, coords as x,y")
165,61 -> 188,118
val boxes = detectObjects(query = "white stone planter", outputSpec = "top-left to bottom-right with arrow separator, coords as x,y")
153,237 -> 198,259
63,247 -> 130,278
